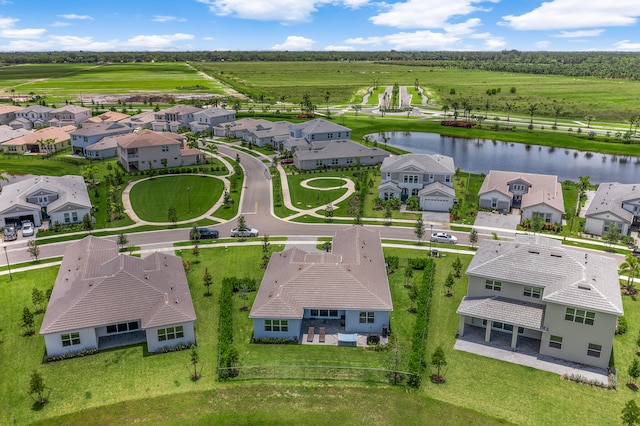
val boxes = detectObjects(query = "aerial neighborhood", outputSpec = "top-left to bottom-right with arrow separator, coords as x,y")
2,52 -> 640,425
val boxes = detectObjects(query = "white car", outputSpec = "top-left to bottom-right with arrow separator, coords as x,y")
430,232 -> 457,244
230,227 -> 259,238
22,222 -> 35,237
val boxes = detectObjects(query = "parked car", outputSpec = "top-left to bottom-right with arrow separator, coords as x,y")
430,232 -> 457,244
230,227 -> 259,238
3,226 -> 17,241
632,248 -> 640,257
195,228 -> 219,240
21,222 -> 35,237
280,158 -> 294,165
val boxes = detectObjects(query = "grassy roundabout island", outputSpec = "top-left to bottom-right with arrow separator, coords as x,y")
129,175 -> 225,222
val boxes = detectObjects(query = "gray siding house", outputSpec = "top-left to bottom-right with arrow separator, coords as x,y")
189,108 -> 236,133
457,235 -> 622,369
151,105 -> 201,132
48,105 -> 92,127
289,119 -> 351,144
40,236 -> 196,357
70,122 -> 132,156
294,140 -> 389,171
378,153 -> 456,211
10,105 -> 54,130
250,226 -> 392,342
0,105 -> 22,125
585,182 -> 640,236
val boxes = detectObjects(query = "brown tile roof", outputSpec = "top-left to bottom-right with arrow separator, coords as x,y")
84,111 -> 131,124
250,226 -> 392,319
2,125 -> 74,146
40,236 -> 196,335
479,170 -> 564,213
116,129 -> 183,148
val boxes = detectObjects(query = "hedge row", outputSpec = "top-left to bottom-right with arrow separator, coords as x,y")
217,277 -> 239,380
407,258 -> 436,388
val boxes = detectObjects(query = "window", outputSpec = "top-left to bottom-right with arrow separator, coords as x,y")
61,332 -> 81,347
603,221 -> 623,233
157,326 -> 184,341
587,343 -> 602,358
549,335 -> 563,349
533,212 -> 552,223
64,212 -> 70,223
523,286 -> 542,299
72,212 -> 78,222
491,321 -> 513,332
403,175 -> 419,183
331,158 -> 339,165
316,160 -> 323,167
491,198 -> 498,208
445,175 -> 451,183
485,280 -> 502,291
161,145 -> 169,152
359,312 -> 375,324
107,321 -> 139,334
346,158 -> 353,165
8,146 -> 16,152
565,308 -> 595,325
264,319 -> 288,332
411,188 -> 419,196
385,172 -> 390,179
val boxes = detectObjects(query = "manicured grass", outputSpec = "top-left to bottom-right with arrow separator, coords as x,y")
130,175 -> 224,222
304,177 -> 347,188
0,153 -> 88,176
287,172 -> 348,210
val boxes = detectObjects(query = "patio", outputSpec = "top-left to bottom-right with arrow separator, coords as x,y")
98,330 -> 147,350
300,318 -> 388,347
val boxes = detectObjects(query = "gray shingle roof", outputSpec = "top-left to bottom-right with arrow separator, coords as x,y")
419,181 -> 456,198
0,175 -> 91,214
457,296 -> 546,330
40,236 -> 196,335
585,182 -> 637,223
467,235 -> 623,314
250,226 -> 392,319
380,153 -> 455,175
289,118 -> 350,134
71,122 -> 130,137
294,140 -> 388,161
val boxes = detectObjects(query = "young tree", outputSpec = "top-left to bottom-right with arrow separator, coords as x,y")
27,239 -> 40,262
347,194 -> 362,225
384,202 -> 393,226
603,225 -> 621,248
404,267 -> 413,287
237,215 -> 247,231
82,213 -> 94,232
636,329 -> 640,355
21,307 -> 34,335
168,205 -> 177,227
469,228 -> 478,248
414,218 -> 425,244
444,272 -> 455,296
452,257 -> 463,278
189,225 -> 201,241
192,243 -> 200,264
622,400 -> 640,426
260,235 -> 271,269
28,370 -> 47,406
324,202 -> 334,222
117,233 -> 129,250
203,267 -> 213,296
31,288 -> 45,314
407,284 -> 419,313
239,279 -> 250,310
430,346 -> 447,383
629,357 -> 640,388
190,345 -> 200,380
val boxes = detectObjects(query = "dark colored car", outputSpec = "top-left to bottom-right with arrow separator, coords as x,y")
280,158 -> 294,165
632,248 -> 640,257
3,226 -> 17,241
193,228 -> 219,240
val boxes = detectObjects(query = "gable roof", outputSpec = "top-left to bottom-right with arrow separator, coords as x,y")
157,105 -> 202,115
193,108 -> 233,119
116,129 -> 183,148
467,235 -> 623,315
0,105 -> 22,115
71,122 -> 131,137
294,140 -> 389,161
51,105 -> 91,114
1,125 -> 74,146
585,182 -> 638,223
0,124 -> 30,143
479,170 -> 564,213
17,105 -> 54,115
84,111 -> 131,124
419,181 -> 456,198
0,175 -> 91,214
380,153 -> 455,175
40,236 -> 195,335
289,118 -> 350,135
250,226 -> 393,319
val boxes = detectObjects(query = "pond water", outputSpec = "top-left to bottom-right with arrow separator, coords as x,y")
373,132 -> 640,184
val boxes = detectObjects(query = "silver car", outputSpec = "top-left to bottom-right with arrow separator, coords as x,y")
21,222 -> 35,237
430,232 -> 457,244
230,227 -> 259,238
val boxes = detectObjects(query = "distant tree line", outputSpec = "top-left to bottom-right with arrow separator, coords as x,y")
2,50 -> 640,80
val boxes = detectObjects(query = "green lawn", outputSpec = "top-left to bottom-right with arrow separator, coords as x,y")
0,153 -> 88,176
286,172 -> 348,210
130,175 -> 225,222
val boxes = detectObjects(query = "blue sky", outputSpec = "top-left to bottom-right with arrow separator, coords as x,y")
1,0 -> 640,52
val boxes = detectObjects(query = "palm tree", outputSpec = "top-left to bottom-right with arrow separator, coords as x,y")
527,103 -> 538,129
577,175 -> 591,196
442,104 -> 449,119
451,101 -> 459,122
619,254 -> 639,292
585,114 -> 595,128
505,102 -> 514,122
484,99 -> 490,118
552,104 -> 563,128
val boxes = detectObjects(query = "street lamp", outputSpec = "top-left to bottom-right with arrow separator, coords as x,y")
187,186 -> 192,213
4,245 -> 12,281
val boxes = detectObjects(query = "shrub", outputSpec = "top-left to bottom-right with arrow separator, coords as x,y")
45,348 -> 99,363
407,259 -> 435,388
408,258 -> 429,270
617,316 -> 629,335
385,255 -> 399,273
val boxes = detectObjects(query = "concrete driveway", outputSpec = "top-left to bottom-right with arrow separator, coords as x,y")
474,211 -> 521,237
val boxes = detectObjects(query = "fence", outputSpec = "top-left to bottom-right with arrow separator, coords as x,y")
218,364 -> 413,385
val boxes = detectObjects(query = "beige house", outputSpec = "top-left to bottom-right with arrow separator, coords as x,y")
250,226 -> 392,341
151,105 -> 201,132
84,111 -> 131,124
457,235 -> 622,369
378,153 -> 456,212
584,182 -> 640,236
48,105 -> 92,127
116,130 -> 201,172
40,236 -> 196,357
478,170 -> 565,223
1,125 -> 74,154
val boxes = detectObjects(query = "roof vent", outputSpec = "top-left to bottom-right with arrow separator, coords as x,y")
528,250 -> 540,255
578,283 -> 591,290
550,252 -> 562,258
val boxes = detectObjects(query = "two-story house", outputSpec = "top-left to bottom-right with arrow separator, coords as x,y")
48,105 -> 92,127
287,119 -> 351,149
10,105 -> 54,130
377,153 -> 456,212
478,170 -> 565,223
151,105 -> 202,132
116,130 -> 201,172
457,235 -> 622,369
70,122 -> 132,156
0,105 -> 22,125
189,108 -> 235,133
585,182 -> 640,236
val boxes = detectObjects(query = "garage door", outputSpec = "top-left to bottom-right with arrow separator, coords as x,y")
422,197 -> 452,212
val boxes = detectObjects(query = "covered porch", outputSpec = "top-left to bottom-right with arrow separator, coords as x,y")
300,318 -> 388,347
98,330 -> 146,350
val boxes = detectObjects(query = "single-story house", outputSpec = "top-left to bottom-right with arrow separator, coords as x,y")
1,125 -> 75,155
0,175 -> 91,228
40,236 -> 196,357
457,235 -> 622,369
478,170 -> 565,223
378,153 -> 456,211
243,121 -> 290,147
293,140 -> 389,170
585,182 -> 640,236
250,226 -> 393,341
84,135 -> 119,160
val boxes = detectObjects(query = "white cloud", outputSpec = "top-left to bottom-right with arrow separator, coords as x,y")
152,15 -> 187,23
370,0 -> 493,29
347,30 -> 461,50
1,28 -> 46,39
0,16 -> 19,28
203,36 -> 214,40
536,40 -> 551,49
444,18 -> 481,36
553,29 -> 604,38
271,35 -> 315,50
323,45 -> 356,51
124,33 -> 194,48
50,21 -> 71,27
49,35 -> 118,50
613,40 -> 640,50
501,1 -> 640,30
58,14 -> 94,20
343,0 -> 369,8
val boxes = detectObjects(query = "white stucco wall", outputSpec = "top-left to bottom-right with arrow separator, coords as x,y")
252,318 -> 302,340
43,327 -> 98,356
49,207 -> 91,227
344,310 -> 389,334
146,322 -> 196,353
479,190 -> 511,210
521,204 -> 563,224
585,213 -> 630,236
